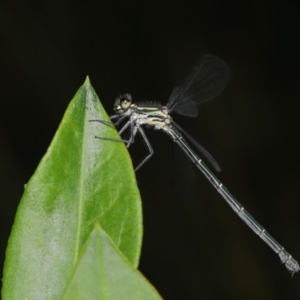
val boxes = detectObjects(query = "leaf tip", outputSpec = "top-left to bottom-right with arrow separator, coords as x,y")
84,76 -> 91,86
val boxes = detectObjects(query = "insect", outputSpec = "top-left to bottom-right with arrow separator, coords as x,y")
92,55 -> 299,273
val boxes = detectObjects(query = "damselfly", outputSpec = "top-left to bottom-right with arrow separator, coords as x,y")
92,55 -> 299,274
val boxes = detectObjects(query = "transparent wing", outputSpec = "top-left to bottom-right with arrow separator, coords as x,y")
172,121 -> 221,172
167,139 -> 195,201
167,55 -> 230,116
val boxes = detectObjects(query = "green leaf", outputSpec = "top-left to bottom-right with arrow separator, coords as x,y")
61,222 -> 162,300
2,77 -> 143,300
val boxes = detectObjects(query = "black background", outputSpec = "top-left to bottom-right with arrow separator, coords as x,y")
1,1 -> 300,299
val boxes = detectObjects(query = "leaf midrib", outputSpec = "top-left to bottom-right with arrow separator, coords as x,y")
74,86 -> 88,265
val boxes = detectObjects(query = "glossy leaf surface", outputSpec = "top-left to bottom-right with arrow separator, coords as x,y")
2,78 -> 142,299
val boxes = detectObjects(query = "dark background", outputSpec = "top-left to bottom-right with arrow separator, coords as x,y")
1,1 -> 300,299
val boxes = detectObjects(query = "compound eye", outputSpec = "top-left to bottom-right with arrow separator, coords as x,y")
120,93 -> 132,110
121,99 -> 131,109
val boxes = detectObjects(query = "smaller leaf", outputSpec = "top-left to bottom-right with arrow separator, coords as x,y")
61,222 -> 162,300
